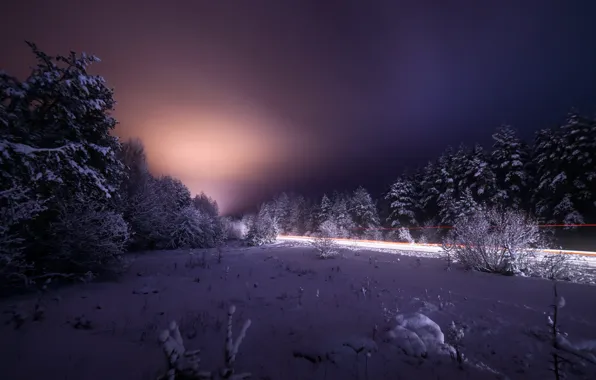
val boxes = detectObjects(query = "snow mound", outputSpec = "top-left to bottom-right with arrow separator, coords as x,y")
387,312 -> 455,357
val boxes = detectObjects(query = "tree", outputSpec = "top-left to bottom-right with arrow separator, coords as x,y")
461,144 -> 497,205
532,127 -> 583,225
192,191 -> 219,218
329,192 -> 355,237
316,194 -> 332,229
559,113 -> 596,223
245,202 -> 279,246
0,42 -> 127,280
491,125 -> 529,209
349,186 -> 381,233
386,176 -> 419,227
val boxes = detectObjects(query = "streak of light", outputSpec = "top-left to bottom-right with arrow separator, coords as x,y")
277,235 -> 596,259
351,224 -> 596,230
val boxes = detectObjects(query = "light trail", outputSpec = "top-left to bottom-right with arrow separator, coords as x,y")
277,235 -> 596,258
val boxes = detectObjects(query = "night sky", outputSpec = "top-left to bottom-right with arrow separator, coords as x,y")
2,1 -> 596,215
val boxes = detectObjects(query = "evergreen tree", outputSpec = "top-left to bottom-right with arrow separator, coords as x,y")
385,176 -> 419,227
532,128 -> 582,224
349,186 -> 381,232
490,125 -> 529,209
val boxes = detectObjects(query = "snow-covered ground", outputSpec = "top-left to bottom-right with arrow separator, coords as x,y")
1,243 -> 596,380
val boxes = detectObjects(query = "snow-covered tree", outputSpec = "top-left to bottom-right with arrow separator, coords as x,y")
316,194 -> 332,228
328,192 -> 355,237
532,127 -> 583,225
287,195 -> 307,235
152,175 -> 192,212
0,42 -> 127,281
461,144 -> 497,205
386,176 -> 419,227
349,186 -> 380,234
490,125 -> 529,209
559,113 -> 596,222
273,192 -> 292,233
192,191 -> 219,218
245,202 -> 279,246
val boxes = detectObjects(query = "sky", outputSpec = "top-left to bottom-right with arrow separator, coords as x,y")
2,1 -> 596,215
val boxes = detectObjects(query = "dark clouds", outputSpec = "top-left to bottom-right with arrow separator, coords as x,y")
2,0 -> 596,214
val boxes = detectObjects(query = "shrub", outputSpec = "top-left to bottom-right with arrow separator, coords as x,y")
310,220 -> 340,258
45,200 -> 130,275
442,207 -> 545,275
397,227 -> 415,243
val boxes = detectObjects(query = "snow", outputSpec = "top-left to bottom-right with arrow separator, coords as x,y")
2,243 -> 596,380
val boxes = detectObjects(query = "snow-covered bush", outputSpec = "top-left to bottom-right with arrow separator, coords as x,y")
397,227 -> 415,243
311,235 -> 339,259
159,305 -> 252,379
45,200 -> 129,274
533,252 -> 581,282
387,312 -> 455,357
442,208 -> 544,275
310,220 -> 340,258
0,187 -> 45,286
245,204 -> 279,246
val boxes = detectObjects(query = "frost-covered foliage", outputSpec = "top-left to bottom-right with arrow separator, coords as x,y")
397,227 -> 415,244
387,312 -> 455,357
311,220 -> 340,258
245,203 -> 279,246
0,42 -> 127,284
385,176 -> 419,227
532,113 -> 596,225
491,125 -> 529,209
533,253 -> 585,282
43,199 -> 129,274
159,305 -> 252,379
443,208 -> 545,275
192,192 -> 219,218
166,206 -> 226,249
349,186 -> 381,233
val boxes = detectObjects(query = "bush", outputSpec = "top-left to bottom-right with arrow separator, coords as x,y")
311,235 -> 339,258
442,208 -> 545,275
533,252 -> 583,281
45,200 -> 130,275
397,227 -> 415,243
310,220 -> 340,258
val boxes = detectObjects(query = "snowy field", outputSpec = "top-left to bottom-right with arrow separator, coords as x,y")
2,242 -> 596,380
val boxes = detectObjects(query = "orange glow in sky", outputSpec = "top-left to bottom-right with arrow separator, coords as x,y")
116,106 -> 315,215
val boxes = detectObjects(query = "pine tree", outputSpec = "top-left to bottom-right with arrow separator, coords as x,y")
559,112 -> 596,223
329,192 -> 355,237
386,176 -> 419,227
0,42 -> 128,277
490,125 -> 529,209
349,186 -> 381,232
317,194 -> 332,228
192,192 -> 219,217
532,128 -> 583,225
462,144 -> 497,205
